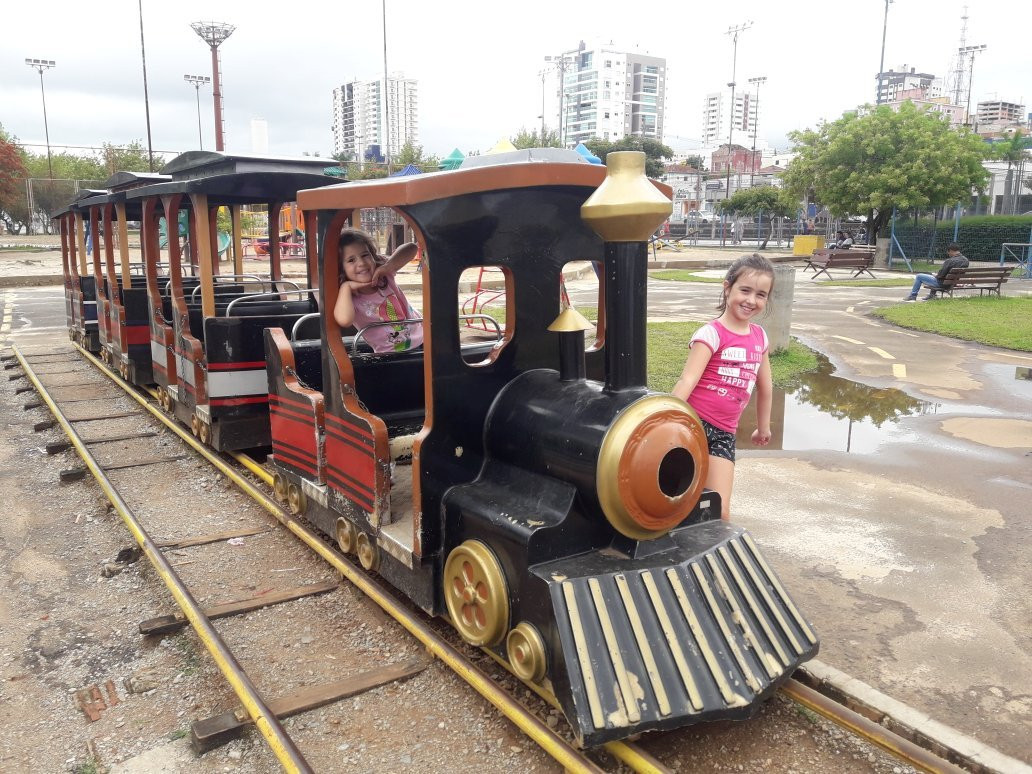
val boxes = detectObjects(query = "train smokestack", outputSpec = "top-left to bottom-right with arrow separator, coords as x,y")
580,152 -> 671,392
547,306 -> 594,381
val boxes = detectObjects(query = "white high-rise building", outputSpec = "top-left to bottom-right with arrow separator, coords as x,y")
701,91 -> 758,147
548,42 -> 666,147
331,74 -> 418,161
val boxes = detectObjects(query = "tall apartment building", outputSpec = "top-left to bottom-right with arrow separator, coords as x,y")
331,74 -> 418,162
875,65 -> 937,104
976,100 -> 1026,126
551,43 -> 666,147
701,91 -> 758,147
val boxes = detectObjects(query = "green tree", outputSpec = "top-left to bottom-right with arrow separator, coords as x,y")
0,125 -> 29,234
584,136 -> 674,178
511,127 -> 561,149
717,186 -> 799,249
395,140 -> 441,172
682,154 -> 705,171
782,102 -> 989,240
97,141 -> 159,176
991,131 -> 1028,215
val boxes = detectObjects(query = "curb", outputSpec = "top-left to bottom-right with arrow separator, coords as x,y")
0,275 -> 63,289
796,660 -> 1031,774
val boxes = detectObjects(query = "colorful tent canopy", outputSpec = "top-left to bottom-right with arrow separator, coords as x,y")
485,138 -> 519,155
574,142 -> 602,164
389,164 -> 423,177
439,148 -> 465,171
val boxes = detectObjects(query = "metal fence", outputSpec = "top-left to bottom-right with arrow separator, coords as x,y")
886,207 -> 1032,276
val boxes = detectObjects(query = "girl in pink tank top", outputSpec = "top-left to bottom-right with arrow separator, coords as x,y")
672,254 -> 775,520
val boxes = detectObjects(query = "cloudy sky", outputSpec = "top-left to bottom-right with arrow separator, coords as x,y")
2,0 -> 1029,164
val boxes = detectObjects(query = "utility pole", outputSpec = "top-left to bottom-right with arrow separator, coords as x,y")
382,0 -> 390,170
545,53 -> 573,147
138,0 -> 155,171
748,76 -> 766,187
876,0 -> 893,105
191,21 -> 236,152
723,22 -> 752,245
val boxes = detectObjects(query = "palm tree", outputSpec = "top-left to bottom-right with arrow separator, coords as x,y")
993,131 -> 1028,215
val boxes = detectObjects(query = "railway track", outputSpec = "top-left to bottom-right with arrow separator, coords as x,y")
6,341 -> 971,774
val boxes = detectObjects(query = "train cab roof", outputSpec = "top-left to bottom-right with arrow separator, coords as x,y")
103,170 -> 170,191
161,150 -> 334,180
52,189 -> 108,218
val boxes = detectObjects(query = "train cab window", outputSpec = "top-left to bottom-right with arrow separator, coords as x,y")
458,265 -> 512,366
561,259 -> 603,352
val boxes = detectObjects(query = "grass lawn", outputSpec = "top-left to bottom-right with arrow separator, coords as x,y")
472,311 -> 820,389
873,296 -> 1032,351
647,321 -> 817,391
649,270 -> 723,283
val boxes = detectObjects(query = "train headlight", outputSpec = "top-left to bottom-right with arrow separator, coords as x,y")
596,395 -> 709,540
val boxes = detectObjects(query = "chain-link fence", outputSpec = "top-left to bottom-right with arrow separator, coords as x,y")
884,207 -> 1032,276
0,178 -> 107,236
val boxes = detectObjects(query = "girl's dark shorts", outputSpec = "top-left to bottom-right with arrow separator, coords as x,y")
700,418 -> 736,463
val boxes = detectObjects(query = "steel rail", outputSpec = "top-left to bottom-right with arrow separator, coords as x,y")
14,344 -> 313,774
77,344 -> 604,774
780,679 -> 967,774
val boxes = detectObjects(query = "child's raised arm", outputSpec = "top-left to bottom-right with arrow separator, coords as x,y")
751,351 -> 773,446
371,242 -> 418,285
671,343 -> 714,403
333,282 -> 358,328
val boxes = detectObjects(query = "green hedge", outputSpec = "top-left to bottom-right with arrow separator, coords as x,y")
883,215 -> 1032,262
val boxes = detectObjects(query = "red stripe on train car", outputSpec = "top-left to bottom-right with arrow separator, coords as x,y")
209,395 -> 269,407
272,436 -> 317,464
271,447 -> 319,478
324,423 -> 374,455
270,414 -> 318,458
325,412 -> 374,440
124,327 -> 150,345
324,437 -> 375,491
208,360 -> 266,370
271,392 -> 321,413
270,400 -> 319,425
325,470 -> 375,513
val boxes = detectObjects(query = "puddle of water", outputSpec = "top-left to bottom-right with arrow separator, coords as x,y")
736,354 -> 935,454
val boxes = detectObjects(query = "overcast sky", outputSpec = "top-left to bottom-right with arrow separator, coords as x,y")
2,0 -> 1029,165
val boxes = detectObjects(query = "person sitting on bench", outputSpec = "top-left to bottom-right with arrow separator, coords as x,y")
903,243 -> 969,302
833,230 -> 853,249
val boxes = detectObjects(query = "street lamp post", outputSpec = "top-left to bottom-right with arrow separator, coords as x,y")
748,76 -> 766,187
544,53 -> 573,147
184,75 -> 211,149
722,22 -> 752,246
876,0 -> 893,105
191,21 -> 235,152
25,58 -> 56,179
959,44 -> 987,126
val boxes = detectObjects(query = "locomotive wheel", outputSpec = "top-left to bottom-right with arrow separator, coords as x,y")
335,518 -> 357,554
159,389 -> 169,411
443,540 -> 510,647
272,474 -> 288,504
286,483 -> 306,516
356,532 -> 379,572
198,421 -> 210,446
507,622 -> 548,683
190,414 -> 200,437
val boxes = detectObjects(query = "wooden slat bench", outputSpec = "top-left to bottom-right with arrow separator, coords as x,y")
804,249 -> 876,280
936,266 -> 1012,298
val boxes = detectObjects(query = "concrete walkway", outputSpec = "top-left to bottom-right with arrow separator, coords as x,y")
2,241 -> 1030,764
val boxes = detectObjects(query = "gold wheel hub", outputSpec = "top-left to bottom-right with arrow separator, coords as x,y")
444,540 -> 509,647
356,532 -> 379,572
335,518 -> 357,554
272,474 -> 288,504
286,483 -> 306,516
507,622 -> 547,683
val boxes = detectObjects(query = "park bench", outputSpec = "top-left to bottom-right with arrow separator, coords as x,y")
804,249 -> 876,280
935,266 -> 1012,298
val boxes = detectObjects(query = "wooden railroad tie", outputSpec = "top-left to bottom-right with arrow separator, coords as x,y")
191,655 -> 430,754
139,580 -> 339,636
47,431 -> 159,455
60,455 -> 188,483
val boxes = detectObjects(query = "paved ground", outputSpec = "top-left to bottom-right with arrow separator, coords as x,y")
2,243 -> 1030,765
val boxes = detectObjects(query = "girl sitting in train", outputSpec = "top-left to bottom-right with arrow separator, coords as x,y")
333,228 -> 423,353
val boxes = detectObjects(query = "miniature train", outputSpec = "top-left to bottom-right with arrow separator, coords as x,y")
55,149 -> 818,746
